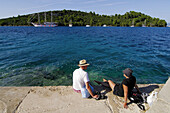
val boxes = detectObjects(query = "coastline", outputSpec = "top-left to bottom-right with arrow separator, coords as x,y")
0,78 -> 169,113
0,25 -> 168,27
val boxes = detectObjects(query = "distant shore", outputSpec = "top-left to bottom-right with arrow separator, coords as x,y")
0,25 -> 169,27
0,10 -> 167,27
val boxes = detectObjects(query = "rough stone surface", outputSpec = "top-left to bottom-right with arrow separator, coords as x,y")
0,87 -> 31,113
158,78 -> 170,103
106,84 -> 163,113
146,78 -> 170,113
15,86 -> 111,113
0,100 -> 7,113
0,80 -> 168,113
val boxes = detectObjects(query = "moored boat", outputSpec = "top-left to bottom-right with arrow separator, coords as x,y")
69,20 -> 73,27
69,24 -> 73,27
31,12 -> 57,27
32,22 -> 57,27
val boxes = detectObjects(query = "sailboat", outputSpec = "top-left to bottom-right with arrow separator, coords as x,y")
31,11 -> 58,27
130,19 -> 135,27
69,20 -> 73,27
142,20 -> 147,27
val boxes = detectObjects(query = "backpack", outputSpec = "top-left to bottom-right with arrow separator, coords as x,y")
129,92 -> 149,110
95,91 -> 106,100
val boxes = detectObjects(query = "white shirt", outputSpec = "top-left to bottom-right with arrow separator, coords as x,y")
73,68 -> 90,90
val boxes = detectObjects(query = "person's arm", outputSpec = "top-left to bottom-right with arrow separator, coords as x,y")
86,82 -> 98,98
123,84 -> 128,109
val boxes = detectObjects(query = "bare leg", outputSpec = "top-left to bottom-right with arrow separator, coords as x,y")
108,80 -> 116,91
94,78 -> 116,90
103,78 -> 107,82
102,78 -> 116,90
94,80 -> 110,87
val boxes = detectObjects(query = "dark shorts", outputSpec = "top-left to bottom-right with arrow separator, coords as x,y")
113,83 -> 124,97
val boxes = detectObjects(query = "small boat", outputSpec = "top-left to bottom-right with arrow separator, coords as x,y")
142,24 -> 146,27
86,25 -> 90,27
130,19 -> 135,27
69,20 -> 73,27
103,24 -> 107,27
142,20 -> 147,27
69,24 -> 73,27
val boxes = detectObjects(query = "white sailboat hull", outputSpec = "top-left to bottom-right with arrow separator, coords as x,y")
32,23 -> 57,27
69,24 -> 72,27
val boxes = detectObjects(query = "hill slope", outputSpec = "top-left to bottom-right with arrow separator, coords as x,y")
0,10 -> 167,27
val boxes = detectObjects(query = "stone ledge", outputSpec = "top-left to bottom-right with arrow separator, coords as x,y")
146,78 -> 170,113
0,79 -> 169,113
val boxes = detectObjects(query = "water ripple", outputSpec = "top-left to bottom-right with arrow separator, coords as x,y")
0,27 -> 169,85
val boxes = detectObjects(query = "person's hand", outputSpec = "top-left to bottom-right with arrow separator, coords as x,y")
93,95 -> 98,99
124,102 -> 128,109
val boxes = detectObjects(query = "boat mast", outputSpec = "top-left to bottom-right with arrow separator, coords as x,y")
132,19 -> 134,26
44,12 -> 46,23
51,11 -> 53,22
38,13 -> 40,24
144,19 -> 146,26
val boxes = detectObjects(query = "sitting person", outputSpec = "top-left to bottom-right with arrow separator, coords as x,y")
95,68 -> 141,108
73,59 -> 98,99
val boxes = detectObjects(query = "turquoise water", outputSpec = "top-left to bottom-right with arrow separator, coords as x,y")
0,26 -> 169,86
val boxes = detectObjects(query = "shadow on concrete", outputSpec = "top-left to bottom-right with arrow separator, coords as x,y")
92,84 -> 160,111
92,85 -> 111,94
134,85 -> 159,93
93,84 -> 159,95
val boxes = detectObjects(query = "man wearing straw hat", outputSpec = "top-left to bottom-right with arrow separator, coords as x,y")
73,59 -> 98,99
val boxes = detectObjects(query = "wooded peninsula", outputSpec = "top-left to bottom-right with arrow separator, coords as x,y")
0,10 -> 167,27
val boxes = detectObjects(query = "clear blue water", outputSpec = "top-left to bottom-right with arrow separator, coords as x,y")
0,26 -> 169,86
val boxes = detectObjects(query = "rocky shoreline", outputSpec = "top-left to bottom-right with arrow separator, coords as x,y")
0,78 -> 169,113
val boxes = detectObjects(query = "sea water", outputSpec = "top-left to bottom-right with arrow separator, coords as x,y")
0,26 -> 169,86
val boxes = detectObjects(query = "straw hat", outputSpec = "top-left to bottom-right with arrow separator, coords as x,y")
78,59 -> 90,66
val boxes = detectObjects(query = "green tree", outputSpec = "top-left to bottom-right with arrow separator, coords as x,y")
0,10 -> 167,27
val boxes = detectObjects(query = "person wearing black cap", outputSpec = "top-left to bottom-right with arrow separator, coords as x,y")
94,68 -> 141,108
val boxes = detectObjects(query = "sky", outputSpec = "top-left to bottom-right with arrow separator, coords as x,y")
0,0 -> 170,23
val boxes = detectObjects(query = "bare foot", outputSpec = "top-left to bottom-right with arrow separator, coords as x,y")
103,78 -> 107,82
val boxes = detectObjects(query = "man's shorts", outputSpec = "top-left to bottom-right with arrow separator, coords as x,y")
81,85 -> 94,98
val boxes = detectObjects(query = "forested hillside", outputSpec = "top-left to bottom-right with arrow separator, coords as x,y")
0,10 -> 167,27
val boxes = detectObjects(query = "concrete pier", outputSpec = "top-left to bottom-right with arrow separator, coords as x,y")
0,78 -> 169,113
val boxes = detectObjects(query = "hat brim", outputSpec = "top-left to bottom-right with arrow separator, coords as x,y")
78,63 -> 90,66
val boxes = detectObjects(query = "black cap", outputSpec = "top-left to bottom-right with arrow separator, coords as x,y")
123,68 -> 133,77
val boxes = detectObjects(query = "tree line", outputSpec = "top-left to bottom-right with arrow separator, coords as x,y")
0,10 -> 167,27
